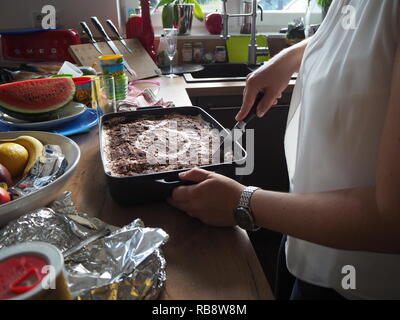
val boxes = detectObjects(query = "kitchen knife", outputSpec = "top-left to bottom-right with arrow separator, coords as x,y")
105,19 -> 133,54
212,93 -> 264,162
90,16 -> 136,77
80,21 -> 103,54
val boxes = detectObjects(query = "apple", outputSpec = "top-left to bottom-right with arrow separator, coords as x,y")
0,187 -> 10,204
0,163 -> 12,187
205,12 -> 222,35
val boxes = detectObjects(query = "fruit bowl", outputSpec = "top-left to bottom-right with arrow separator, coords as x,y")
0,131 -> 80,226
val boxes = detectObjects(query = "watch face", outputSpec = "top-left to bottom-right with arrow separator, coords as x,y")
235,207 -> 254,231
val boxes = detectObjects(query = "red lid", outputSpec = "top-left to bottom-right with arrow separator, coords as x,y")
0,255 -> 48,300
73,76 -> 92,85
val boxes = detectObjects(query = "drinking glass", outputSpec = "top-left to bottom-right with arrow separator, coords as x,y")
92,75 -> 117,119
163,28 -> 178,78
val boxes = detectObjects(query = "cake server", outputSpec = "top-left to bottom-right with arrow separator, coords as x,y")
213,93 -> 264,161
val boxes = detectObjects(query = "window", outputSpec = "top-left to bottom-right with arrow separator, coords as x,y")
259,0 -> 317,12
256,0 -> 322,32
196,0 -> 221,12
259,0 -> 293,10
122,0 -> 321,35
150,0 -> 158,9
147,0 -> 221,13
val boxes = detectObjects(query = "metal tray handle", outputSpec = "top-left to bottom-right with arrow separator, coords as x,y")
155,178 -> 196,186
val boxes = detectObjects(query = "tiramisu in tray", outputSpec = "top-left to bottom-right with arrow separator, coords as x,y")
102,114 -> 222,177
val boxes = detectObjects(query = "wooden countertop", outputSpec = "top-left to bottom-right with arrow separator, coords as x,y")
64,76 -> 274,300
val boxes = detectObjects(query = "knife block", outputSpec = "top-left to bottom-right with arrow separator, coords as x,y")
68,38 -> 161,80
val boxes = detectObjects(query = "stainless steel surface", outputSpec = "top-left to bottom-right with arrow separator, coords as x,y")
174,4 -> 194,35
80,21 -> 103,54
106,19 -> 133,53
183,63 -> 259,83
221,0 -> 269,65
90,16 -> 136,77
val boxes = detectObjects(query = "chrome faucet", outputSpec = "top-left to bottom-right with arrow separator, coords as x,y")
221,0 -> 269,65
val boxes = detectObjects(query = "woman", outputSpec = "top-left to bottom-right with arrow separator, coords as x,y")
168,0 -> 400,299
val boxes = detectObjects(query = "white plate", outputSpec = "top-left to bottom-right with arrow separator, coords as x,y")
0,131 -> 81,226
0,101 -> 86,129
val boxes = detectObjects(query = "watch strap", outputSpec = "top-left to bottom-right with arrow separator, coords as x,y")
239,186 -> 259,209
236,186 -> 260,231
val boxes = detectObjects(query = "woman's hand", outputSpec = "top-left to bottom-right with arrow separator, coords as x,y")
167,168 -> 245,227
236,39 -> 310,121
236,57 -> 293,121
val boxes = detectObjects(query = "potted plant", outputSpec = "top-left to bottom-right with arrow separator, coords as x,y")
156,0 -> 204,35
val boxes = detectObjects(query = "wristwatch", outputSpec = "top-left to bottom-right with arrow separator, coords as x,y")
234,186 -> 260,231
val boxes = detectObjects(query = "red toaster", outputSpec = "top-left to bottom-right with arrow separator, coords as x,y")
0,29 -> 81,63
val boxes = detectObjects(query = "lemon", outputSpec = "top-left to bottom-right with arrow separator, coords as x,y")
0,143 -> 29,177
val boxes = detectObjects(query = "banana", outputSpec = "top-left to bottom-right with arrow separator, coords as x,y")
0,136 -> 43,176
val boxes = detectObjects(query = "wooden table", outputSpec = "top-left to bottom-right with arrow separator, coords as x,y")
63,76 -> 273,300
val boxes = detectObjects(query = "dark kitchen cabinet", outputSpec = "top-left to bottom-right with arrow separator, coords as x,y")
191,95 -> 290,192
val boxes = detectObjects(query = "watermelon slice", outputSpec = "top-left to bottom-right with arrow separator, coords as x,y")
0,77 -> 76,121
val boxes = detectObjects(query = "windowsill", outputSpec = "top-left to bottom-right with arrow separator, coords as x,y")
154,23 -> 285,38
154,32 -> 285,39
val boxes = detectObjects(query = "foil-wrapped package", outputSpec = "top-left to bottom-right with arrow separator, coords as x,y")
11,144 -> 67,199
67,220 -> 167,300
0,192 -> 169,300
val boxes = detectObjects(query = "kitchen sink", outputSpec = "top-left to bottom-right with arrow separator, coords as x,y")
183,63 -> 260,83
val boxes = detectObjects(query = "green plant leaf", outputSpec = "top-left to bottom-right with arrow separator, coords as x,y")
316,0 -> 333,9
185,0 -> 204,21
156,0 -> 175,9
162,3 -> 174,28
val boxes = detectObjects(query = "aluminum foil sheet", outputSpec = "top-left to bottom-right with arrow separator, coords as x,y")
0,192 -> 169,300
11,144 -> 67,199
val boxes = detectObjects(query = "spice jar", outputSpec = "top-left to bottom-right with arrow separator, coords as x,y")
182,43 -> 193,63
214,46 -> 227,63
193,42 -> 204,63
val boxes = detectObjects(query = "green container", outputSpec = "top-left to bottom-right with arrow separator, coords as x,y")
226,35 -> 269,63
114,73 -> 128,101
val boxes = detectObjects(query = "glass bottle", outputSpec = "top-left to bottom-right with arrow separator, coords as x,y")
138,0 -> 157,62
126,8 -> 142,39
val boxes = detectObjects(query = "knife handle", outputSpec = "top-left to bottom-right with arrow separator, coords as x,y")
80,21 -> 96,43
106,19 -> 123,40
90,16 -> 111,41
242,93 -> 264,124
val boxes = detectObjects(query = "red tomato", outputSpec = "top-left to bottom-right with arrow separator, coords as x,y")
205,13 -> 223,35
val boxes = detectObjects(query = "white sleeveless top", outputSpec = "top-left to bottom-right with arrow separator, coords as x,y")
284,0 -> 400,299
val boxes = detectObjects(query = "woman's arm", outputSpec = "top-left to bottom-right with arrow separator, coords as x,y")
236,37 -> 312,121
169,45 -> 400,254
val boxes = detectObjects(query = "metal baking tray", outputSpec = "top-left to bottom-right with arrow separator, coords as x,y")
99,106 -> 247,205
